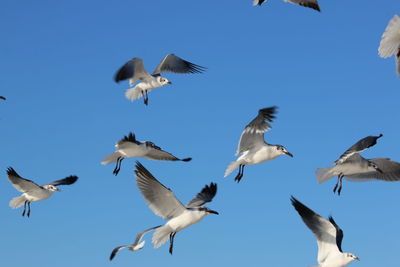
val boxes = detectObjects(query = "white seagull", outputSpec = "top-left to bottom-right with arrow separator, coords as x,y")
291,196 -> 360,267
110,225 -> 162,260
378,15 -> 400,76
126,161 -> 218,255
114,54 -> 206,105
6,167 -> 78,217
101,132 -> 191,176
252,0 -> 320,12
316,134 -> 400,195
224,106 -> 293,183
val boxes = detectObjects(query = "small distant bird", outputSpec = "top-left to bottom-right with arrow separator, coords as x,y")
6,167 -> 78,217
0,96 -> 5,100
252,0 -> 320,12
101,132 -> 191,176
224,106 -> 293,183
291,196 -> 360,267
114,54 -> 206,105
378,15 -> 400,76
316,134 -> 400,195
113,161 -> 218,256
110,225 -> 162,260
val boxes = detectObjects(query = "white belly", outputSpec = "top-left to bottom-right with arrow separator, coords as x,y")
167,210 -> 206,232
24,189 -> 52,202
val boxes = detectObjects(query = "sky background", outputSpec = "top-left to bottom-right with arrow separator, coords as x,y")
1,1 -> 399,266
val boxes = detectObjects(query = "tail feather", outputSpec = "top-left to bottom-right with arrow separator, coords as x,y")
152,225 -> 173,248
224,161 -> 241,177
9,195 -> 26,209
316,167 -> 335,184
101,152 -> 122,165
125,86 -> 143,101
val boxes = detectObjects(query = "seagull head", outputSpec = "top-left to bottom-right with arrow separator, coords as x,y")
205,207 -> 219,215
276,145 -> 293,157
157,77 -> 172,86
194,207 -> 219,215
43,184 -> 60,192
346,253 -> 360,262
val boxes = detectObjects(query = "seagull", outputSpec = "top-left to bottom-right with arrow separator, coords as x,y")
101,132 -> 192,176
252,0 -> 320,12
291,196 -> 360,267
131,161 -> 218,255
315,134 -> 400,195
110,225 -> 162,260
224,106 -> 293,183
378,15 -> 400,76
6,167 -> 78,217
114,54 -> 206,105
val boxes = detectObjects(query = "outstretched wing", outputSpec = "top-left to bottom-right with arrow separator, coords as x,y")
291,196 -> 340,264
236,106 -> 277,155
6,167 -> 41,192
135,161 -> 186,219
378,15 -> 400,58
187,183 -> 217,208
334,134 -> 383,165
144,143 -> 191,162
328,216 -> 344,252
114,58 -> 150,85
48,176 -> 78,186
346,158 -> 400,182
152,54 -> 206,75
285,0 -> 320,11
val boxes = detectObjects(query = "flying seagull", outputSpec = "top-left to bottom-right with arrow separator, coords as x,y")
291,196 -> 360,267
124,161 -> 218,255
114,54 -> 206,105
110,225 -> 162,260
378,15 -> 400,76
101,132 -> 191,176
252,0 -> 320,12
316,134 -> 400,195
224,106 -> 293,183
6,167 -> 78,217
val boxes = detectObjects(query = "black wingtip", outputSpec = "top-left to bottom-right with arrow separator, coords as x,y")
378,133 -> 383,138
6,167 -> 19,177
181,157 -> 192,162
65,175 -> 79,185
0,96 -> 6,100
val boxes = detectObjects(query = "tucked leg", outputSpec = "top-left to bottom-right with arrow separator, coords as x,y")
337,175 -> 344,195
113,157 -> 123,176
169,232 -> 176,255
143,90 -> 149,105
234,164 -> 245,183
22,200 -> 27,217
27,202 -> 31,217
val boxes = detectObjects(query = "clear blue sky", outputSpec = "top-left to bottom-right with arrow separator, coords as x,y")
1,1 -> 399,266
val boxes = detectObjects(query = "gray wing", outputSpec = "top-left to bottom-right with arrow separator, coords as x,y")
144,143 -> 191,162
132,225 -> 162,246
328,217 -> 344,252
114,58 -> 150,84
334,134 -> 383,165
346,158 -> 400,182
134,161 -> 186,219
187,183 -> 217,208
236,106 -> 277,155
291,197 -> 340,262
109,246 -> 130,261
6,167 -> 41,192
48,176 -> 78,186
152,54 -> 206,75
286,0 -> 320,11
378,15 -> 400,58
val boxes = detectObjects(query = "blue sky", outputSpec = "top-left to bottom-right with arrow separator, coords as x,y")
1,0 -> 399,266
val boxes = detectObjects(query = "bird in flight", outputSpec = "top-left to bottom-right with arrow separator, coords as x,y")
316,134 -> 400,195
114,54 -> 206,105
252,0 -> 320,12
101,132 -> 191,175
224,106 -> 293,182
378,15 -> 400,76
6,167 -> 78,217
110,161 -> 218,257
291,196 -> 360,267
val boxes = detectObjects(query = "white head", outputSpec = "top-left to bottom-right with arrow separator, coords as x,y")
43,184 -> 60,192
275,145 -> 293,157
344,253 -> 360,265
157,76 -> 172,86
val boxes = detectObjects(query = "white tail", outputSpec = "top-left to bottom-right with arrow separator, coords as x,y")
316,167 -> 335,184
152,225 -> 173,248
9,195 -> 26,209
224,161 -> 241,177
125,86 -> 143,101
101,152 -> 123,165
